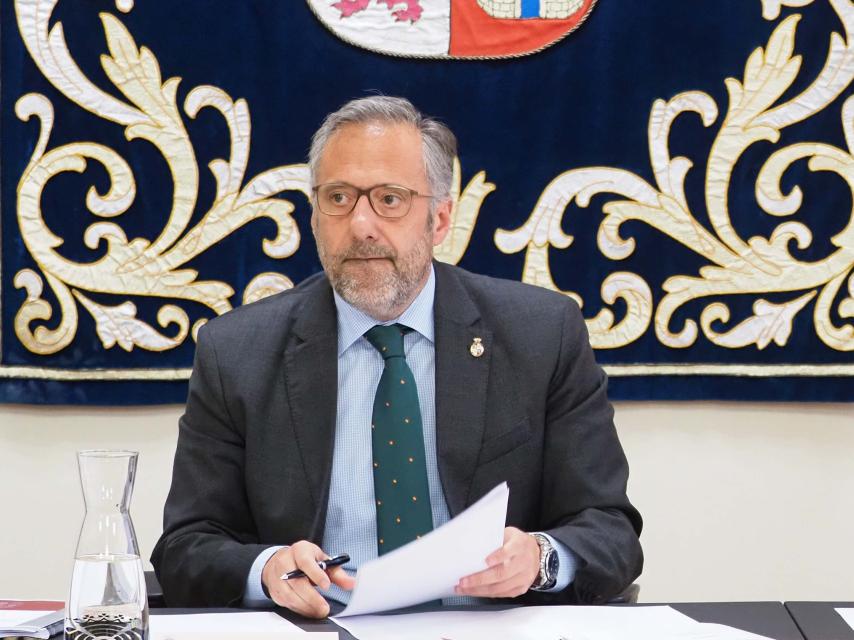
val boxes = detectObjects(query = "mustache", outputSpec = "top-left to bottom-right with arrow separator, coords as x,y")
339,242 -> 396,261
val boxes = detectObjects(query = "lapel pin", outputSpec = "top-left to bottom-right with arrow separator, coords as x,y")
469,337 -> 484,358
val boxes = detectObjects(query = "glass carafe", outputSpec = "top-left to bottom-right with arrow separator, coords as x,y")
65,450 -> 148,640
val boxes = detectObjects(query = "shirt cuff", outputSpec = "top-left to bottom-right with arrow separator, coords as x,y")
535,532 -> 578,592
242,545 -> 285,607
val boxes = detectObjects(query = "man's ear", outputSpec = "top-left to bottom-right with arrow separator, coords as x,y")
431,199 -> 453,246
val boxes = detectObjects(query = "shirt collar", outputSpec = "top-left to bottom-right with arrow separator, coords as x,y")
334,264 -> 436,356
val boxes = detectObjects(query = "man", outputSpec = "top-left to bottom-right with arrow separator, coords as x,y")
152,96 -> 642,617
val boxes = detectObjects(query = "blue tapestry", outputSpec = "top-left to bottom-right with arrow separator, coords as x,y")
1,0 -> 852,404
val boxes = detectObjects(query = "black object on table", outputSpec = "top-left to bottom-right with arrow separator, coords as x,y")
786,602 -> 854,640
145,571 -> 166,609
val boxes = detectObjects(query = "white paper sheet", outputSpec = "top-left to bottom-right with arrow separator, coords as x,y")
836,608 -> 854,631
335,482 -> 509,617
527,607 -> 772,640
333,608 -> 535,640
333,605 -> 774,640
0,610 -> 49,626
150,634 -> 326,640
149,612 -> 305,638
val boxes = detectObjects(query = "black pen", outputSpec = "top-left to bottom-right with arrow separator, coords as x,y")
280,554 -> 350,581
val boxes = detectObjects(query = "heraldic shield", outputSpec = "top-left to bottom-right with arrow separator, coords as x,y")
306,0 -> 598,58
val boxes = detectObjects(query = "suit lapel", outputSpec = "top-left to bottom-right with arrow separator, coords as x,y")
433,263 -> 492,517
283,277 -> 338,540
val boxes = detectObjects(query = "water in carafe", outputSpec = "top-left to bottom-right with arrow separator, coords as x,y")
65,451 -> 148,640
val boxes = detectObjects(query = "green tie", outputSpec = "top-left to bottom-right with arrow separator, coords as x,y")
365,324 -> 434,555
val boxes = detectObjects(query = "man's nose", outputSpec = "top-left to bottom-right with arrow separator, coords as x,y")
348,193 -> 380,239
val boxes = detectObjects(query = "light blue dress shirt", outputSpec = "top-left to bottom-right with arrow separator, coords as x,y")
243,266 -> 577,606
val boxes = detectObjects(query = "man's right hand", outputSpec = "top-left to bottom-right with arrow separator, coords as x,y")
261,541 -> 356,618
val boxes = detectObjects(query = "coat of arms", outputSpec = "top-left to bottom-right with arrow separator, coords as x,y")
307,0 -> 597,58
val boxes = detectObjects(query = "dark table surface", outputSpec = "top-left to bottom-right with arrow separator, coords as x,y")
786,602 -> 854,640
667,602 -> 804,640
152,601 -> 805,640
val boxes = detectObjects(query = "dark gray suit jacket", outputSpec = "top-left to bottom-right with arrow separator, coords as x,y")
151,261 -> 642,607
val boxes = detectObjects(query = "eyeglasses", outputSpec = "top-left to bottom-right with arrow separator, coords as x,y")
312,183 -> 435,219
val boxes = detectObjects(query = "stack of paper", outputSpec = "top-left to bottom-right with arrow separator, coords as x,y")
333,605 -> 775,640
0,600 -> 64,639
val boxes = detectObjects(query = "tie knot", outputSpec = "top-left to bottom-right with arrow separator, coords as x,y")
365,324 -> 409,359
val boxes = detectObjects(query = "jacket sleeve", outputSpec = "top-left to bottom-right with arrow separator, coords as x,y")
150,324 -> 272,607
531,299 -> 643,604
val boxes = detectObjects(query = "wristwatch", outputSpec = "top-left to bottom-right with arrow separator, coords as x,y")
529,532 -> 559,591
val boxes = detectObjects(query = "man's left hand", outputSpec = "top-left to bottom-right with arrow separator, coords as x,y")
454,527 -> 540,598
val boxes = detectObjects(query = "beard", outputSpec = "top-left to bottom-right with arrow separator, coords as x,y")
314,221 -> 434,320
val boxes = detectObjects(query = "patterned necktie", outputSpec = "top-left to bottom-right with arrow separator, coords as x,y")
365,324 -> 434,555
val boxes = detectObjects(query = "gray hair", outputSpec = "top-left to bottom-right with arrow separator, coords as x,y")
308,96 -> 457,200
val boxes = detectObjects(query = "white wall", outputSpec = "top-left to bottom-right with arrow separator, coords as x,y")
617,402 -> 854,602
1,402 -> 851,602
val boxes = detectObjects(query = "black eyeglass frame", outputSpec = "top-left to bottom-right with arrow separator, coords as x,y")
312,182 -> 437,219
